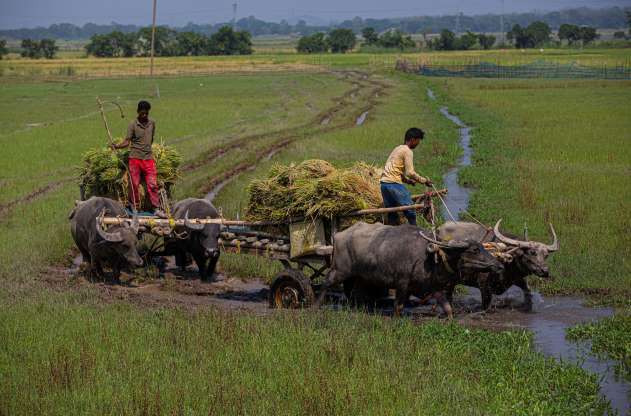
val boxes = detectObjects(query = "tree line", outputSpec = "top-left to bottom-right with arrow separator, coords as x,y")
85,26 -> 252,57
0,7 -> 627,40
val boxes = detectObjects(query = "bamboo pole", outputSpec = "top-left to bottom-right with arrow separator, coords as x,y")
96,96 -> 114,145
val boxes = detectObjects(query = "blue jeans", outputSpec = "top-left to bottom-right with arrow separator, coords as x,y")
380,182 -> 416,225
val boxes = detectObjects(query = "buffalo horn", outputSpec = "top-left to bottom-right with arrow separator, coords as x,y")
96,215 -> 123,242
544,223 -> 559,252
418,231 -> 469,249
493,219 -> 532,248
184,210 -> 204,230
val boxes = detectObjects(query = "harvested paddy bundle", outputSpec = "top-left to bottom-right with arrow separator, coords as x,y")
246,159 -> 383,222
78,142 -> 182,209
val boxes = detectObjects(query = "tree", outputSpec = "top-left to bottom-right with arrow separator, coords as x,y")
579,26 -> 598,45
477,33 -> 496,50
296,32 -> 328,53
378,30 -> 415,50
558,23 -> 581,45
362,27 -> 379,45
209,26 -> 252,55
0,40 -> 7,59
21,39 -> 41,58
525,21 -> 551,47
85,31 -> 135,57
627,10 -> 631,35
507,22 -> 549,48
136,26 -> 178,56
176,31 -> 208,56
435,29 -> 456,50
38,38 -> 58,59
328,28 -> 356,53
457,31 -> 478,50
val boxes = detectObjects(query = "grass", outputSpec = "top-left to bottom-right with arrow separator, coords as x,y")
423,77 -> 631,306
0,72 -> 350,282
2,48 -> 630,79
0,293 -> 611,415
567,311 -> 631,382
1,52 -> 629,413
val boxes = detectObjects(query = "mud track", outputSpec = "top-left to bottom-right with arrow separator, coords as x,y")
0,176 -> 74,220
182,71 -> 389,199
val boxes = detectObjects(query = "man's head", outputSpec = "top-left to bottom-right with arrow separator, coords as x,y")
404,127 -> 424,149
137,100 -> 151,122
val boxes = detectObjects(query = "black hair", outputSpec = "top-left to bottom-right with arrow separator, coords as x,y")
137,100 -> 151,112
404,127 -> 424,142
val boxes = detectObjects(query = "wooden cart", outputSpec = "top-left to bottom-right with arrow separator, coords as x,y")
99,190 -> 447,309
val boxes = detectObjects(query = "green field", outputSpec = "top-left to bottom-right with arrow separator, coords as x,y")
1,49 -> 629,413
424,77 -> 631,304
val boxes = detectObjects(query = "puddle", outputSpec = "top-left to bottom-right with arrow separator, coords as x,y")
457,290 -> 629,415
356,111 -> 369,126
427,86 -> 630,413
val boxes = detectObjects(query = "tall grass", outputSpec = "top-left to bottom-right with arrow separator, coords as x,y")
0,295 -> 610,415
425,78 -> 631,304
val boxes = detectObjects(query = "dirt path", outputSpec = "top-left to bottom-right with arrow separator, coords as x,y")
0,176 -> 74,220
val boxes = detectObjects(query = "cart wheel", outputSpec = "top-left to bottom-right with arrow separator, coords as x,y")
269,269 -> 314,309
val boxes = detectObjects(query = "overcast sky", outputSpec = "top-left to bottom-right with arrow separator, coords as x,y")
1,0 -> 629,29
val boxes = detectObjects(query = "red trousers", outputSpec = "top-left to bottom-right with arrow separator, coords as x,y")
128,158 -> 160,209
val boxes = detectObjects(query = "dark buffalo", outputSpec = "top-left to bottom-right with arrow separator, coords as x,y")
437,219 -> 559,310
168,198 -> 221,281
69,196 -> 143,281
315,222 -> 504,318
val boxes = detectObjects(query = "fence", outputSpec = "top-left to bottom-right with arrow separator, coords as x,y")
417,61 -> 631,80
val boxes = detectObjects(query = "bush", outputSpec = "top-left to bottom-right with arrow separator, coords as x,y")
328,28 -> 356,53
296,32 -> 328,53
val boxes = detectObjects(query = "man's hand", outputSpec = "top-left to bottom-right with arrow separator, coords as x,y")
424,179 -> 434,187
403,177 -> 416,186
110,143 -> 118,150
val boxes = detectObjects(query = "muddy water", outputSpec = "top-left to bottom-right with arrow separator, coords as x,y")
428,87 -> 629,414
428,89 -> 472,221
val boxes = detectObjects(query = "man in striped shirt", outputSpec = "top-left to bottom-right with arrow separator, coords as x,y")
380,127 -> 433,225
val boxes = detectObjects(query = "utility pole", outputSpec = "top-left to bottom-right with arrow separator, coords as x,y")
150,0 -> 157,77
232,3 -> 238,30
500,0 -> 505,46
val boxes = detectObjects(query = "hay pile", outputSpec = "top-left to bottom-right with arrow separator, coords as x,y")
78,142 -> 182,208
246,159 -> 383,222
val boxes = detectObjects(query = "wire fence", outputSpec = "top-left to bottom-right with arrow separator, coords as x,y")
417,61 -> 631,80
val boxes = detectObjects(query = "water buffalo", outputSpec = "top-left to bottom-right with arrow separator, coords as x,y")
168,198 -> 221,281
437,219 -> 559,310
69,196 -> 143,281
315,222 -> 504,318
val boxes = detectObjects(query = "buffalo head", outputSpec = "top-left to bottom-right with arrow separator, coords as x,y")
493,219 -> 559,278
96,213 -> 143,267
184,210 -> 220,259
420,231 -> 504,275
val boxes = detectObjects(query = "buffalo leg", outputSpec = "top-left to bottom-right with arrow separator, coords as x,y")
393,282 -> 409,317
203,255 -> 219,282
193,254 -> 207,280
480,285 -> 493,311
434,291 -> 453,319
515,278 -> 533,312
175,251 -> 187,272
315,270 -> 345,307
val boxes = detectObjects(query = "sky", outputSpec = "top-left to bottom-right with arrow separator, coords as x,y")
0,0 -> 629,29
